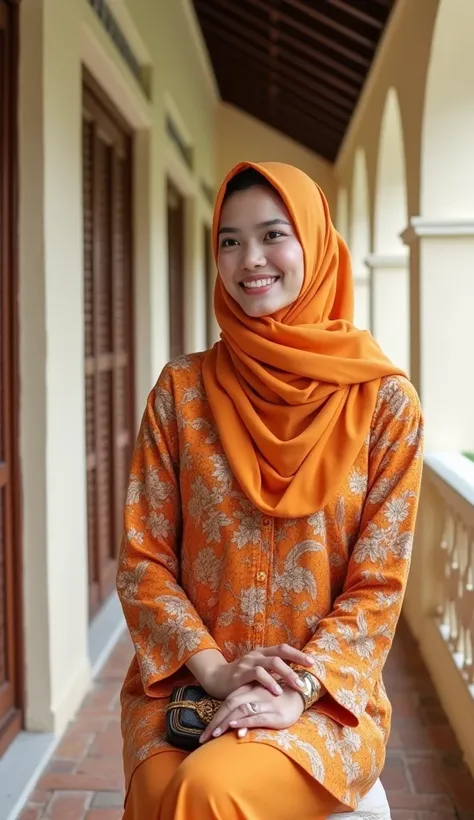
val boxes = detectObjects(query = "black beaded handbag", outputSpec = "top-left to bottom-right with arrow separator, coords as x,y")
165,685 -> 222,751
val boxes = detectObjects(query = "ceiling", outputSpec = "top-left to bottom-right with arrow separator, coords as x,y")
192,0 -> 396,162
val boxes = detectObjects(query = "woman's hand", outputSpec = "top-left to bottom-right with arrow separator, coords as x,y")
199,684 -> 304,743
194,645 -> 315,700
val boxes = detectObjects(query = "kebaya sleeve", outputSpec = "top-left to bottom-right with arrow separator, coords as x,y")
116,364 -> 219,696
303,377 -> 424,726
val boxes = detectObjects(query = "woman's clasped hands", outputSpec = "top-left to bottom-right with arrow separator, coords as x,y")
198,644 -> 314,744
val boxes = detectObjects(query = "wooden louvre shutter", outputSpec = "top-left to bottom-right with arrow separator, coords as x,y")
83,78 -> 134,618
167,180 -> 185,359
204,225 -> 215,350
0,0 -> 22,756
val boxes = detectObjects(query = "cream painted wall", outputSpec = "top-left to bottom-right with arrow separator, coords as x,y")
216,103 -> 336,213
125,0 -> 217,187
19,0 -> 89,734
17,0 -> 218,741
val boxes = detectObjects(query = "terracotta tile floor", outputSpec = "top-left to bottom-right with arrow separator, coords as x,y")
19,620 -> 474,819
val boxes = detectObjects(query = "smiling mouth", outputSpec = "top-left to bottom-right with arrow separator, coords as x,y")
240,276 -> 280,293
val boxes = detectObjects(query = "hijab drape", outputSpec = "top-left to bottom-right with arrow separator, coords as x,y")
202,161 -> 405,518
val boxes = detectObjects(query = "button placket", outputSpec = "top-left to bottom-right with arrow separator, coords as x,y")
253,515 -> 273,643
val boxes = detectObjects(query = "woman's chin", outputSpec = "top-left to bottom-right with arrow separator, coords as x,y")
240,294 -> 296,318
240,300 -> 278,318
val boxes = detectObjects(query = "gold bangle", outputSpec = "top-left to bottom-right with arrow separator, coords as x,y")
290,667 -> 325,710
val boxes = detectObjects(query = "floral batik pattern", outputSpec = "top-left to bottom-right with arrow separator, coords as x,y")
118,353 -> 423,809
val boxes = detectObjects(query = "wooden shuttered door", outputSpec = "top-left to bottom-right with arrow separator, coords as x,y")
167,180 -> 185,360
82,79 -> 134,618
0,0 -> 22,755
203,225 -> 214,350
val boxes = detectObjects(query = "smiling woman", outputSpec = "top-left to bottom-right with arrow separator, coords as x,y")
118,161 -> 422,820
216,168 -> 305,317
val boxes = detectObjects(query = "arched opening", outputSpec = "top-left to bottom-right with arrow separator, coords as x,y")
411,0 -> 474,452
374,88 -> 408,255
371,88 -> 409,371
349,149 -> 371,330
421,0 -> 474,216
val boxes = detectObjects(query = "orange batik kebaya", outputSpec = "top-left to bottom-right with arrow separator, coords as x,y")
118,162 -> 423,819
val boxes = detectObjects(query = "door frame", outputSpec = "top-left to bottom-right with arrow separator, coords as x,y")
0,0 -> 24,756
82,69 -> 135,618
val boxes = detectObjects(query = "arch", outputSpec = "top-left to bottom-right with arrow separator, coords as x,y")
371,88 -> 410,372
335,187 -> 349,241
349,149 -> 371,329
421,0 -> 474,217
374,88 -> 408,253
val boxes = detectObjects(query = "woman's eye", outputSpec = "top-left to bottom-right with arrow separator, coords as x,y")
266,231 -> 284,240
221,238 -> 238,248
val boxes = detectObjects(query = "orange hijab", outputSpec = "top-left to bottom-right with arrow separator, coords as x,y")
202,161 -> 405,518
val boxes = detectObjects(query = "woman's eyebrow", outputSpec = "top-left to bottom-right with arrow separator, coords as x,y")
218,218 -> 291,235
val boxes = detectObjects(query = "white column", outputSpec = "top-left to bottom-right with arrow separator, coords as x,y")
401,217 -> 474,452
353,277 -> 372,331
364,253 -> 410,373
19,0 -> 90,734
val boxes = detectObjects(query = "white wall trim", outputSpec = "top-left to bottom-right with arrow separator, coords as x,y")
107,0 -> 152,64
0,732 -> 58,820
164,91 -> 194,155
424,452 -> 474,507
180,0 -> 220,103
50,658 -> 91,739
364,253 -> 408,270
81,7 -> 152,129
400,216 -> 474,245
166,138 -> 196,198
165,139 -> 214,221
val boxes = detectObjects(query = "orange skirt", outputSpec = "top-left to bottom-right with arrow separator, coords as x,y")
123,732 -> 344,820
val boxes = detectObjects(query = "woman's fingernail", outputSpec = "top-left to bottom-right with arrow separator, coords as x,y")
238,728 -> 247,738
274,684 -> 283,695
229,721 -> 238,727
212,728 -> 222,737
296,677 -> 305,687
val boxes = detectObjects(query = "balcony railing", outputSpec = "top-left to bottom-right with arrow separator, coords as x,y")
404,454 -> 474,776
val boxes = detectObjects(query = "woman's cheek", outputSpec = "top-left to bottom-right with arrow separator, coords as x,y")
217,259 -> 233,293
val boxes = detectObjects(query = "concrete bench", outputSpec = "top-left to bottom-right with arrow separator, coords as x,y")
328,779 -> 390,819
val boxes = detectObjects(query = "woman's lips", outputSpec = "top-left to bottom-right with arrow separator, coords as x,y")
240,276 -> 279,295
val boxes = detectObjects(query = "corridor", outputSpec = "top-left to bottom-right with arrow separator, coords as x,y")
19,621 -> 474,820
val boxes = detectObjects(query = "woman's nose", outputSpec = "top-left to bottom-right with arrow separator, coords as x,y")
242,242 -> 266,270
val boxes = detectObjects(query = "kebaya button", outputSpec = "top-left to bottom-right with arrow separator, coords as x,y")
256,571 -> 267,583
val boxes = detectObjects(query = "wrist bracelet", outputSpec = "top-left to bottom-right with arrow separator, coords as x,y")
291,667 -> 325,710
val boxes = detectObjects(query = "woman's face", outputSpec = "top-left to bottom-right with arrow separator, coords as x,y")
217,185 -> 305,317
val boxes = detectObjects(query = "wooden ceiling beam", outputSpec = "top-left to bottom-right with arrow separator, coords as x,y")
255,104 -> 338,160
217,59 -> 346,141
214,46 -> 350,133
222,88 -> 346,146
245,0 -> 371,68
223,89 -> 338,160
207,36 -> 350,127
327,0 -> 384,29
199,18 -> 355,113
197,0 -> 361,97
281,0 -> 378,48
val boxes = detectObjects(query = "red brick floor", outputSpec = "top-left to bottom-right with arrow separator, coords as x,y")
19,620 -> 474,819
